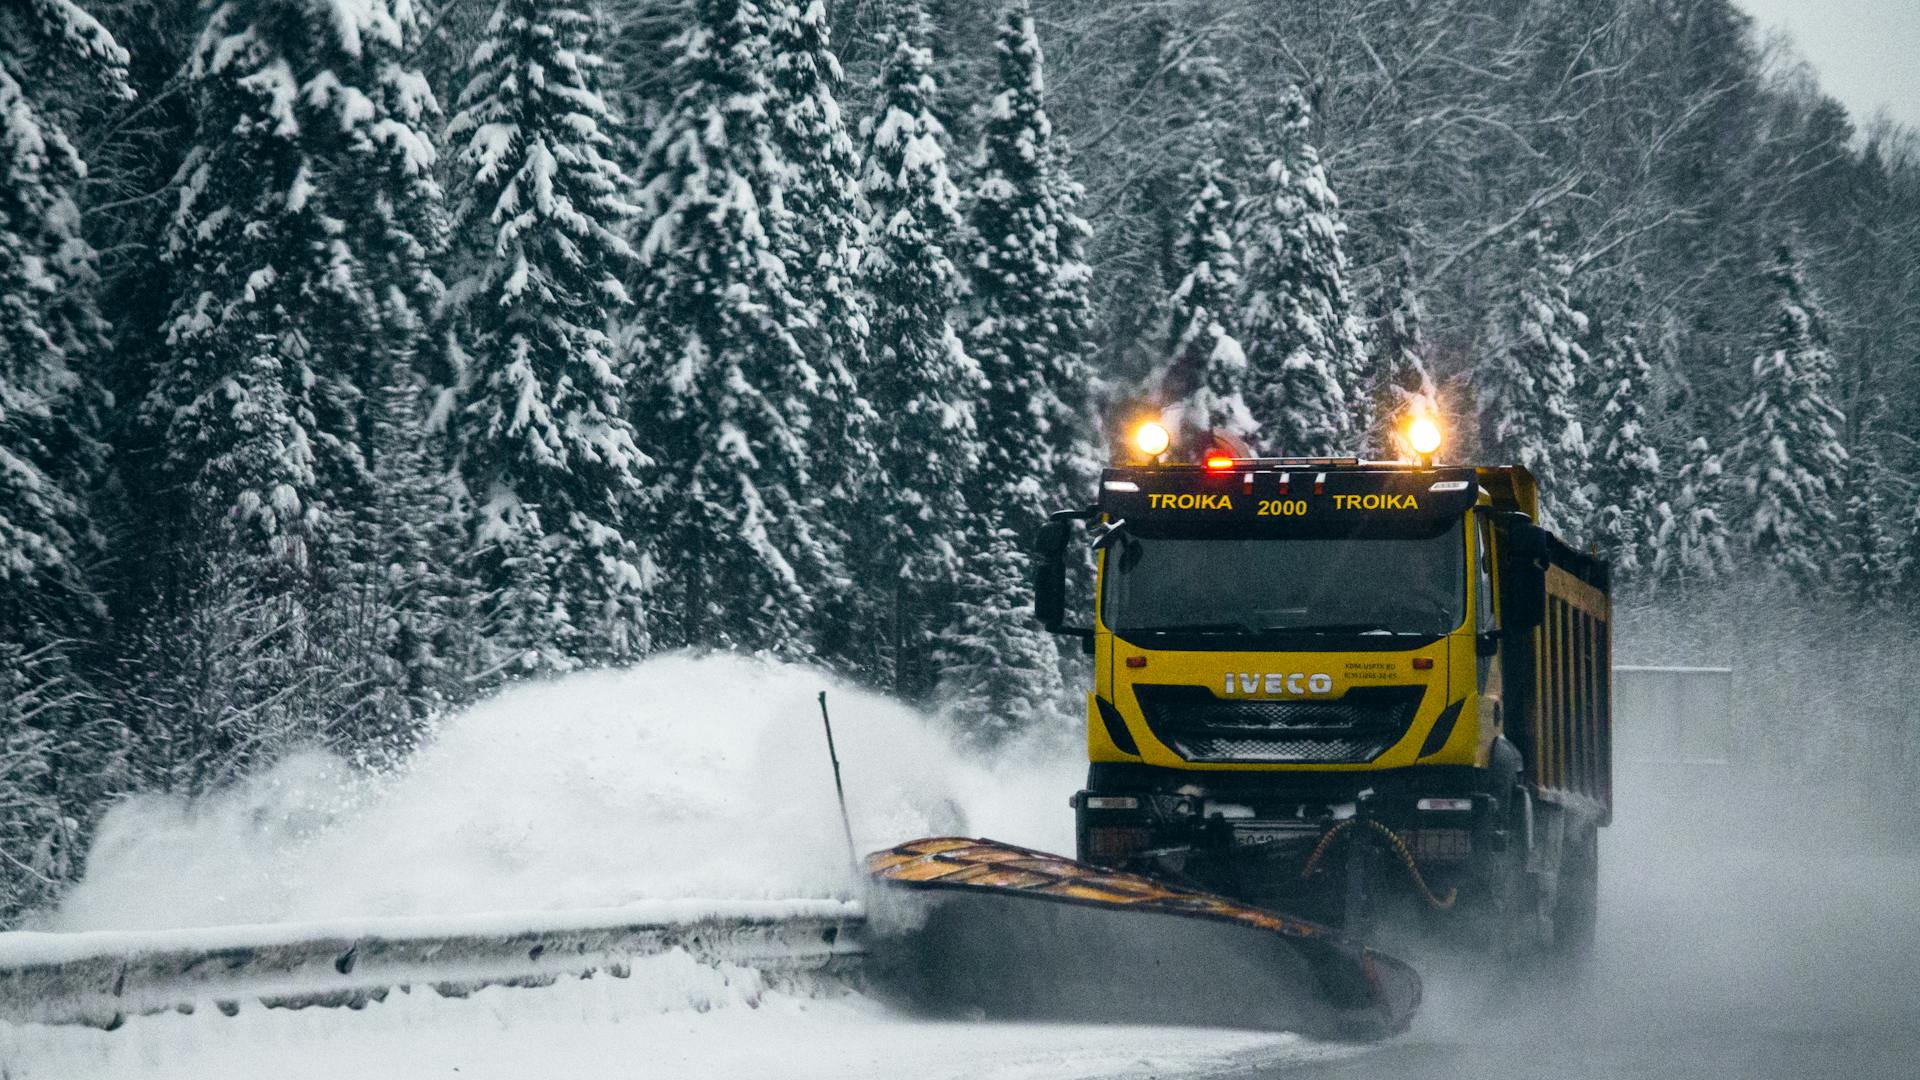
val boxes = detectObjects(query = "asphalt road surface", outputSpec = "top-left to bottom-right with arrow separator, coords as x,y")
1218,773 -> 1920,1080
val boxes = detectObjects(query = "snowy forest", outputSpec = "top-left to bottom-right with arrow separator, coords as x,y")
3,0 -> 1918,922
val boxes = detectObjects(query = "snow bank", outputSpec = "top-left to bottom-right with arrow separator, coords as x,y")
1,955 -> 1316,1080
47,654 -> 1083,931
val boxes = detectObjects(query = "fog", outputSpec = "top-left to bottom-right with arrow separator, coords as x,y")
1230,591 -> 1920,1079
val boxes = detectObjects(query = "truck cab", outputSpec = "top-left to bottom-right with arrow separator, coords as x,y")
1035,433 -> 1612,952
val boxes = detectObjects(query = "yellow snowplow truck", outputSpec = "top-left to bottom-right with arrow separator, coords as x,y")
1034,425 -> 1612,955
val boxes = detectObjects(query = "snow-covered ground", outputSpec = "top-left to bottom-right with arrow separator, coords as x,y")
6,655 -> 1338,1078
3,954 -> 1337,1080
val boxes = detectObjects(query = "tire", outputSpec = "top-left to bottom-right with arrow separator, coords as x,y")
1459,787 -> 1529,958
1551,827 -> 1599,961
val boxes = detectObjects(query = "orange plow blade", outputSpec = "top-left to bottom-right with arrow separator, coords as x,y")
863,837 -> 1420,1041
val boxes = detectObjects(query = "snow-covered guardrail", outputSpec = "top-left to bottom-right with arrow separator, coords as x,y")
0,899 -> 865,1030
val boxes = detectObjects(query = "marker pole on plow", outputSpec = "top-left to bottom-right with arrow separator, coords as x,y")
817,691 -> 859,874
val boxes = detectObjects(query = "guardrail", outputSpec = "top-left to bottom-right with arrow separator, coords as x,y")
0,899 -> 865,1029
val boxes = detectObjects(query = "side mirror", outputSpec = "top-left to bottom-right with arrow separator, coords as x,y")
1502,522 -> 1549,633
1507,521 -> 1549,562
1033,520 -> 1071,630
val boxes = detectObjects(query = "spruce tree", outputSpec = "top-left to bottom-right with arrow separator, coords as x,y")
940,522 -> 1066,741
855,0 -> 985,697
1588,302 -> 1663,579
339,359 -> 468,755
964,0 -> 1099,521
0,0 -> 133,920
1238,88 -> 1367,458
331,0 -> 458,736
946,0 -> 1090,731
138,0 -> 450,774
1725,245 -> 1849,584
1835,453 -> 1895,609
764,0 -> 879,673
1652,435 -> 1735,591
152,1 -> 417,576
150,0 -> 446,555
1475,224 -> 1594,535
631,0 -> 838,656
1,0 -> 127,619
442,0 -> 649,673
766,1 -> 869,410
1893,495 -> 1920,611
1163,157 -> 1253,442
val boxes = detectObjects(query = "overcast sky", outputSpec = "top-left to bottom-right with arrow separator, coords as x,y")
1737,0 -> 1919,130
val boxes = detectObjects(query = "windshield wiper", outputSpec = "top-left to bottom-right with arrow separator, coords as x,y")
1260,623 -> 1421,636
1135,622 -> 1259,636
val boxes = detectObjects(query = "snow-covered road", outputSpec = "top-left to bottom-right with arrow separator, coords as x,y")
2,955 -> 1344,1080
1218,779 -> 1920,1080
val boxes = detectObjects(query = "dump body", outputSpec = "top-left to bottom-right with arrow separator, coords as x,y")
1040,459 -> 1611,950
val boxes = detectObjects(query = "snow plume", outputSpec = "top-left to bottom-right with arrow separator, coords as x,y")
45,654 -> 1083,931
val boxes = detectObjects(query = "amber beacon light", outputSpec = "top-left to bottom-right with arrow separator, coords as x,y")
1408,416 -> 1442,463
1133,421 -> 1171,459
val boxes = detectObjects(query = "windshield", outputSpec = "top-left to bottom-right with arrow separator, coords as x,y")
1102,526 -> 1467,640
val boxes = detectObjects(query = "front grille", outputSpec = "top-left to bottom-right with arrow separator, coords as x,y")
1188,736 -> 1380,762
1134,684 -> 1426,764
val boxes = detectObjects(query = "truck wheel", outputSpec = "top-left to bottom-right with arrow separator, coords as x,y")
1551,827 -> 1599,961
1460,787 -> 1528,958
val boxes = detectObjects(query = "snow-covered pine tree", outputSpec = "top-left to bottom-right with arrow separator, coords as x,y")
632,0 -> 841,656
332,0 -> 446,348
946,0 -> 1094,731
152,0 -> 417,580
0,645 -> 87,920
854,0 -> 985,698
336,357 -> 469,758
1725,245 -> 1849,585
1652,435 -> 1735,591
1363,240 -> 1437,458
1587,300 -> 1664,580
1238,88 -> 1368,459
1893,494 -> 1920,611
0,0 -> 128,629
1162,157 -> 1253,443
323,0 -> 464,739
1834,446 -> 1895,609
442,0 -> 649,674
0,0 -> 133,912
134,1 -> 457,780
964,0 -> 1099,521
1474,224 -> 1594,535
0,0 -> 139,810
766,1 -> 870,414
763,1 -> 880,674
940,520 -> 1066,742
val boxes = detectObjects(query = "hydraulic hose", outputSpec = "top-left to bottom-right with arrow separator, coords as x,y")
1300,818 -> 1458,911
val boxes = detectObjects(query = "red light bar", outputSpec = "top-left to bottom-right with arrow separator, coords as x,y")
1205,455 -> 1235,471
